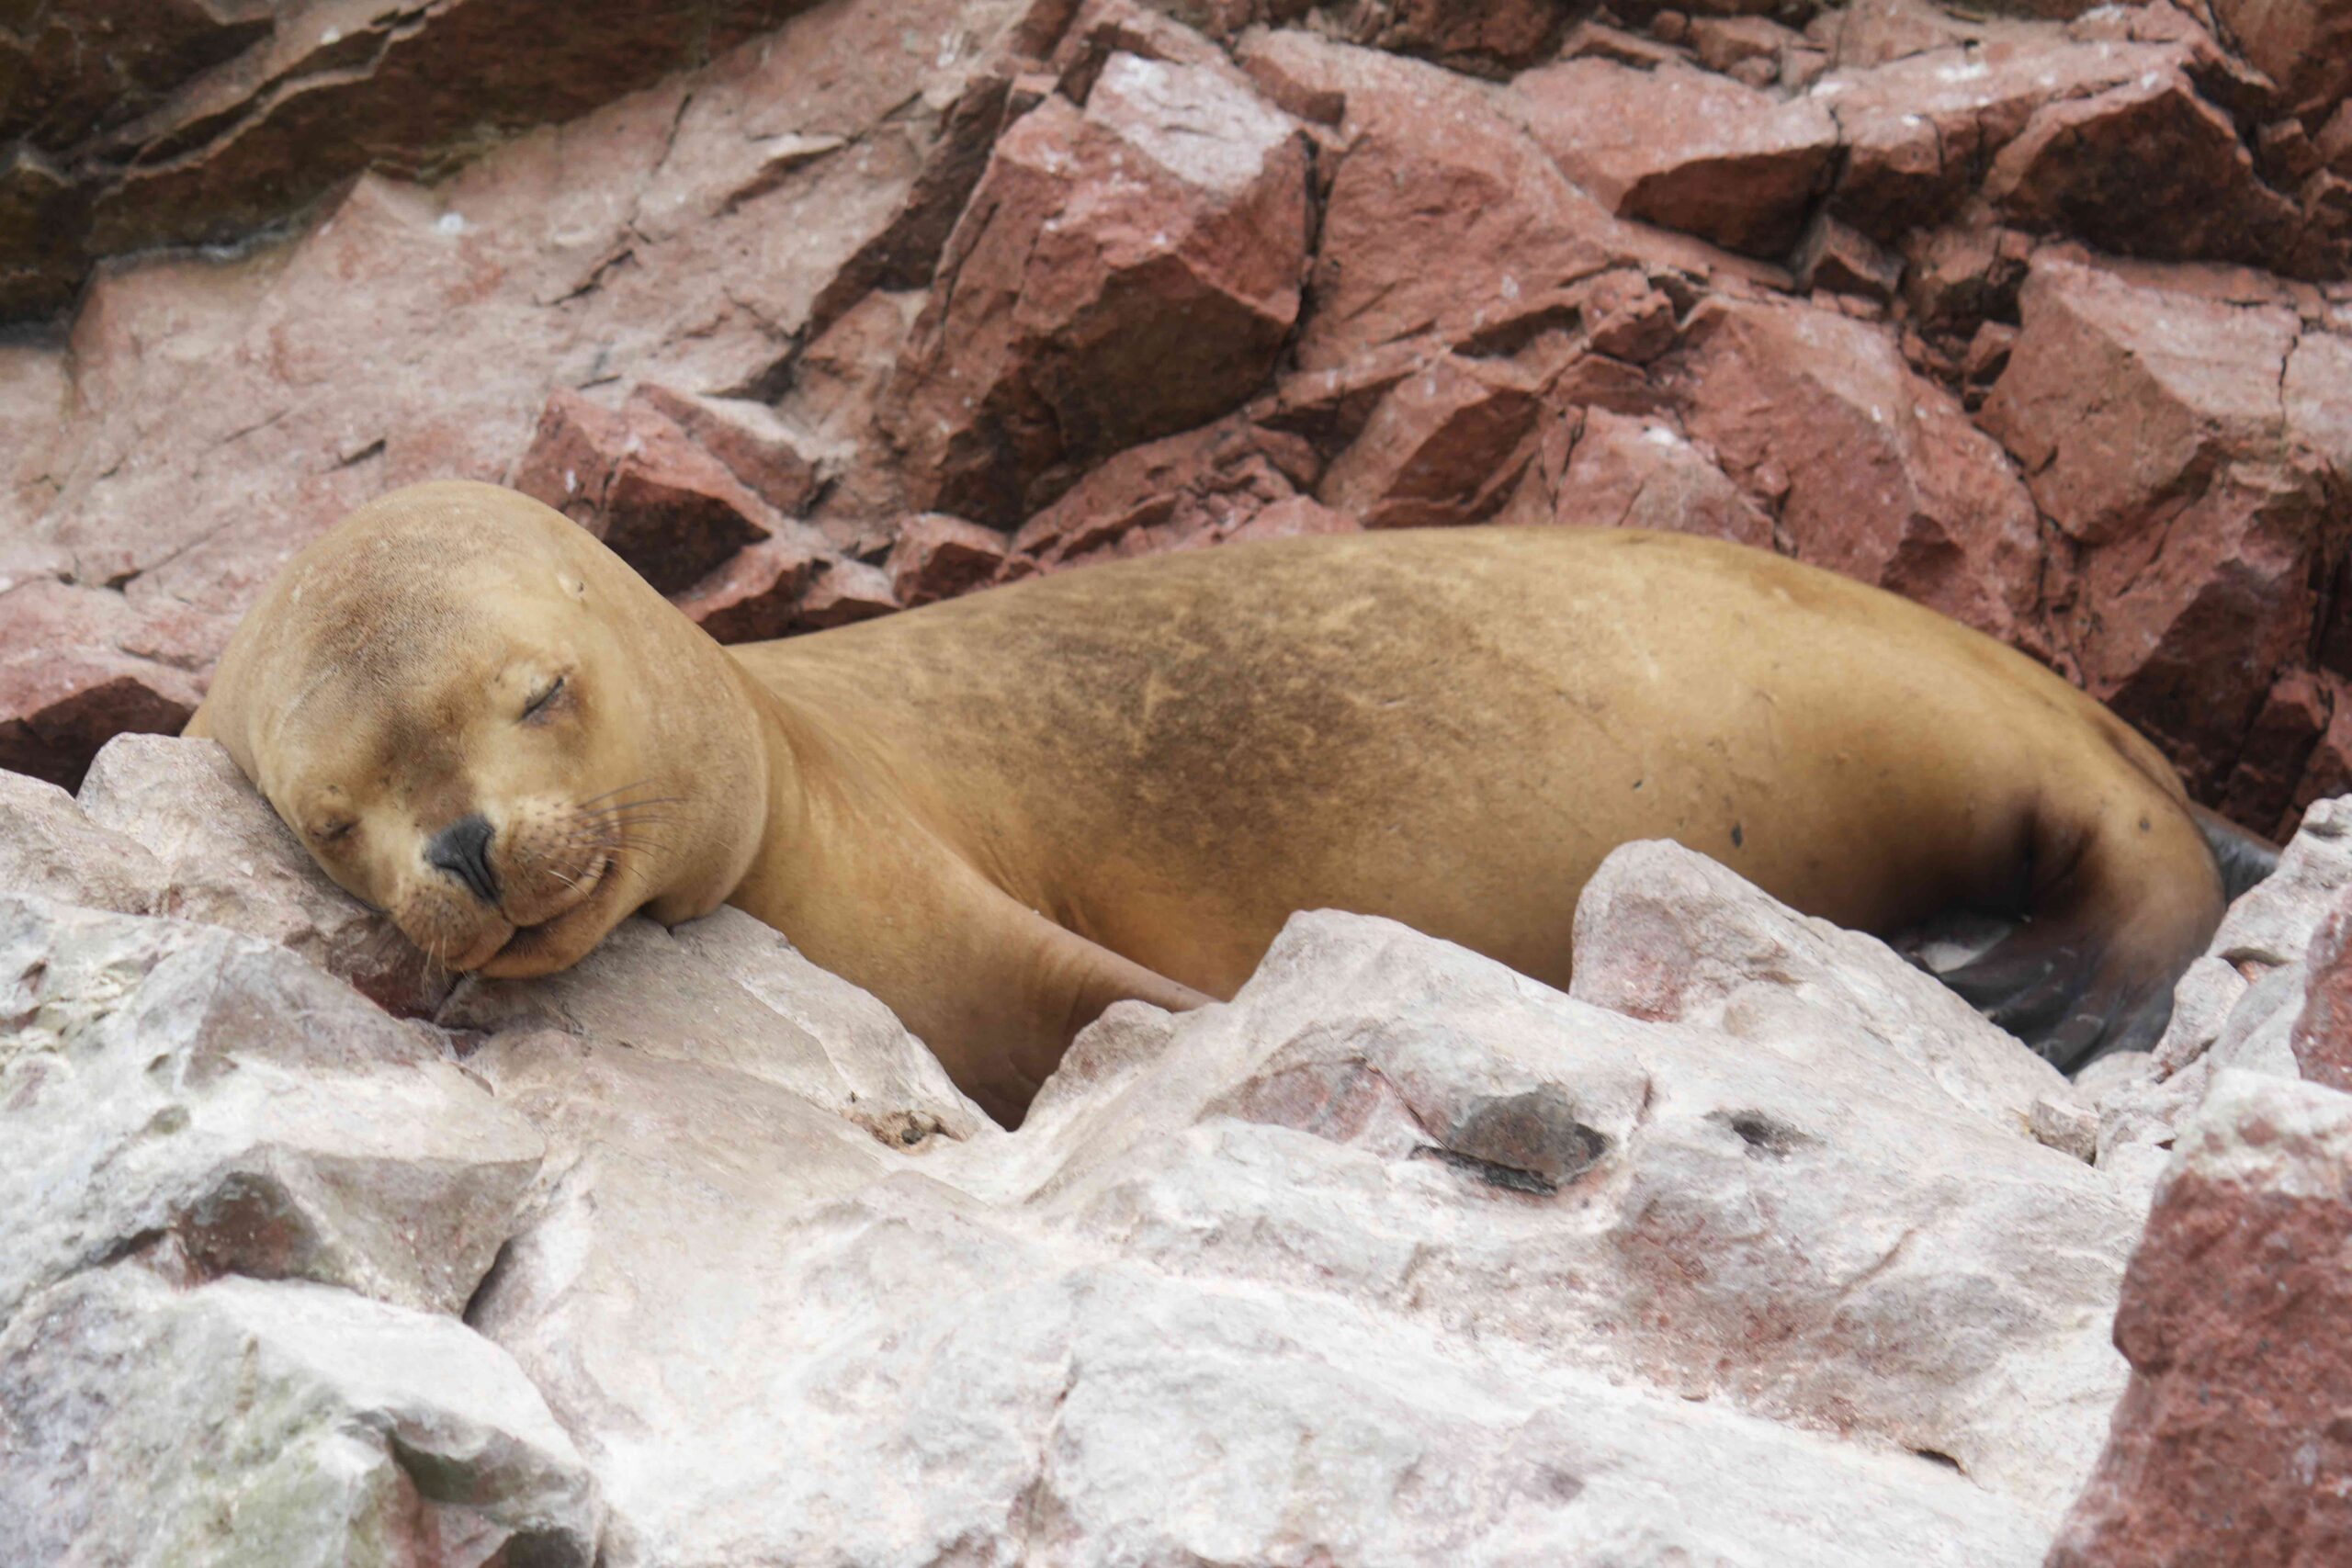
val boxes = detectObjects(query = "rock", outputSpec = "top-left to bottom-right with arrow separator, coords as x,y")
78,733 -> 451,1016
0,894 -> 542,1325
628,384 -> 824,516
463,909 -> 2095,1561
888,513 -> 1011,605
795,558 -> 902,627
2208,0 -> 2352,126
1008,412 -> 1323,570
1985,74 -> 2302,272
438,904 -> 988,1146
1660,295 -> 2045,643
1979,254 -> 2349,789
0,1265 -> 595,1568
511,389 -> 777,595
1568,840 -> 2070,1135
1317,354 -> 1543,528
1513,60 -> 1838,258
0,768 -> 164,915
2049,1071 -> 2352,1566
0,579 -> 209,791
883,52 -> 1309,525
1499,406 -> 1773,547
1818,39 -> 2184,241
1329,0 -> 1579,76
2153,795 -> 2352,1073
2221,668 -> 2334,834
671,535 -> 827,643
1793,214 -> 1902,301
1237,31 -> 1631,375
2290,891 -> 2352,1091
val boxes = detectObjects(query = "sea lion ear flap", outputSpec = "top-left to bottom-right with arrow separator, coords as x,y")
558,570 -> 587,602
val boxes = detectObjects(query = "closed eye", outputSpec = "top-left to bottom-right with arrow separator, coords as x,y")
314,819 -> 356,846
523,675 -> 567,722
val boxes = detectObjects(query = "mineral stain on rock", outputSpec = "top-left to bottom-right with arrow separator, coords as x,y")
1430,1085 -> 1612,1195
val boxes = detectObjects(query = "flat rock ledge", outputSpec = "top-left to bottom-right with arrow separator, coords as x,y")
2,734 -> 2345,1566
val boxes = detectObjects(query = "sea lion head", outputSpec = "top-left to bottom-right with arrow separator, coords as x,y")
190,480 -> 771,977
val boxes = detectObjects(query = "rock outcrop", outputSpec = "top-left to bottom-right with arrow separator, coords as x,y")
3,0 -> 2347,822
3,730 -> 2344,1561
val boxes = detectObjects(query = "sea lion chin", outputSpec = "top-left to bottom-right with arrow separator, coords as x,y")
194,479 -> 2250,1126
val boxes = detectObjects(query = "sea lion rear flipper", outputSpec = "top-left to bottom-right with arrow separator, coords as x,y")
1936,795 -> 2225,1073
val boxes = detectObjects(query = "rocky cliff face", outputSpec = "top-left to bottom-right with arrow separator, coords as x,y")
4,0 -> 2351,829
8,731 -> 2352,1565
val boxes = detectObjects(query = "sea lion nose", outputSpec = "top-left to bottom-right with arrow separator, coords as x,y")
425,813 -> 501,904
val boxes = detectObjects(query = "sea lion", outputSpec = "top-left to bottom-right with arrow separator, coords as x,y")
189,479 -> 2255,1122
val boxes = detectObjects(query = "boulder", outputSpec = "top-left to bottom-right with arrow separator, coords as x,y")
1661,295 -> 2045,643
0,768 -> 164,915
0,894 -> 541,1325
671,535 -> 828,643
888,513 -> 1012,605
1501,407 -> 1774,546
1513,60 -> 1838,258
0,1265 -> 596,1568
2208,0 -> 2352,125
438,905 -> 988,1147
77,733 -> 451,1016
0,579 -> 209,791
1317,354 -> 1544,527
1568,840 -> 2067,1135
2050,1072 -> 2352,1566
884,52 -> 1309,525
511,389 -> 777,595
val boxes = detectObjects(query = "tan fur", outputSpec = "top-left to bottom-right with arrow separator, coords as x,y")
194,481 -> 2223,1123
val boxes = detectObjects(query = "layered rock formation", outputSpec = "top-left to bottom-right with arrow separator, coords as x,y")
2,0 -> 2348,833
9,731 -> 2350,1563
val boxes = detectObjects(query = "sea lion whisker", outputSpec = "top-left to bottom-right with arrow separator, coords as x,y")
576,779 -> 660,806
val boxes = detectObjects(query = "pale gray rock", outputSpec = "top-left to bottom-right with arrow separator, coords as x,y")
0,1265 -> 595,1568
470,908 -> 2131,1558
1568,839 -> 2067,1134
0,766 -> 164,914
443,904 -> 989,1145
0,894 -> 540,1324
77,733 -> 450,1015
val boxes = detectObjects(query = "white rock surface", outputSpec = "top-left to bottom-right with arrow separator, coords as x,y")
0,893 -> 541,1322
77,733 -> 452,1015
0,1265 -> 595,1568
1568,839 -> 2068,1134
0,767 -> 164,913
463,906 -> 2130,1560
442,903 -> 989,1145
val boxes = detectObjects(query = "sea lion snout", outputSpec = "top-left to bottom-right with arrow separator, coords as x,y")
424,813 -> 501,905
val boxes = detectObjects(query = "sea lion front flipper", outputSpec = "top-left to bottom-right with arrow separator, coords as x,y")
2188,801 -> 2280,903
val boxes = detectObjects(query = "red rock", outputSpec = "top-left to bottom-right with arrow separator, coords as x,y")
630,385 -> 823,517
1690,15 -> 1793,73
511,390 -> 775,595
1500,406 -> 1773,547
883,52 -> 1308,525
2322,103 -> 2352,174
1332,0 -> 1577,76
1236,32 -> 1634,375
0,581 -> 207,791
887,515 -> 1010,606
673,537 -> 826,645
1821,39 -> 2178,240
1959,321 -> 2017,388
1010,415 -> 1319,570
2065,461 -> 2333,795
1219,494 -> 1363,545
2208,0 -> 2352,125
1792,216 -> 1900,301
1985,75 -> 2301,271
1557,20 -> 1690,70
1978,256 -> 2311,545
2297,898 -> 2352,1090
2,0 -> 833,321
1512,60 -> 1837,258
1318,355 -> 1544,529
1582,269 -> 1680,364
2222,671 -> 2335,835
1898,221 -> 2035,345
2048,1072 -> 2352,1566
1660,296 -> 2044,641
796,559 -> 900,629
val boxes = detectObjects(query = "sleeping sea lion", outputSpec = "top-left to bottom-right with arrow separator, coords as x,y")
188,480 -> 2262,1122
